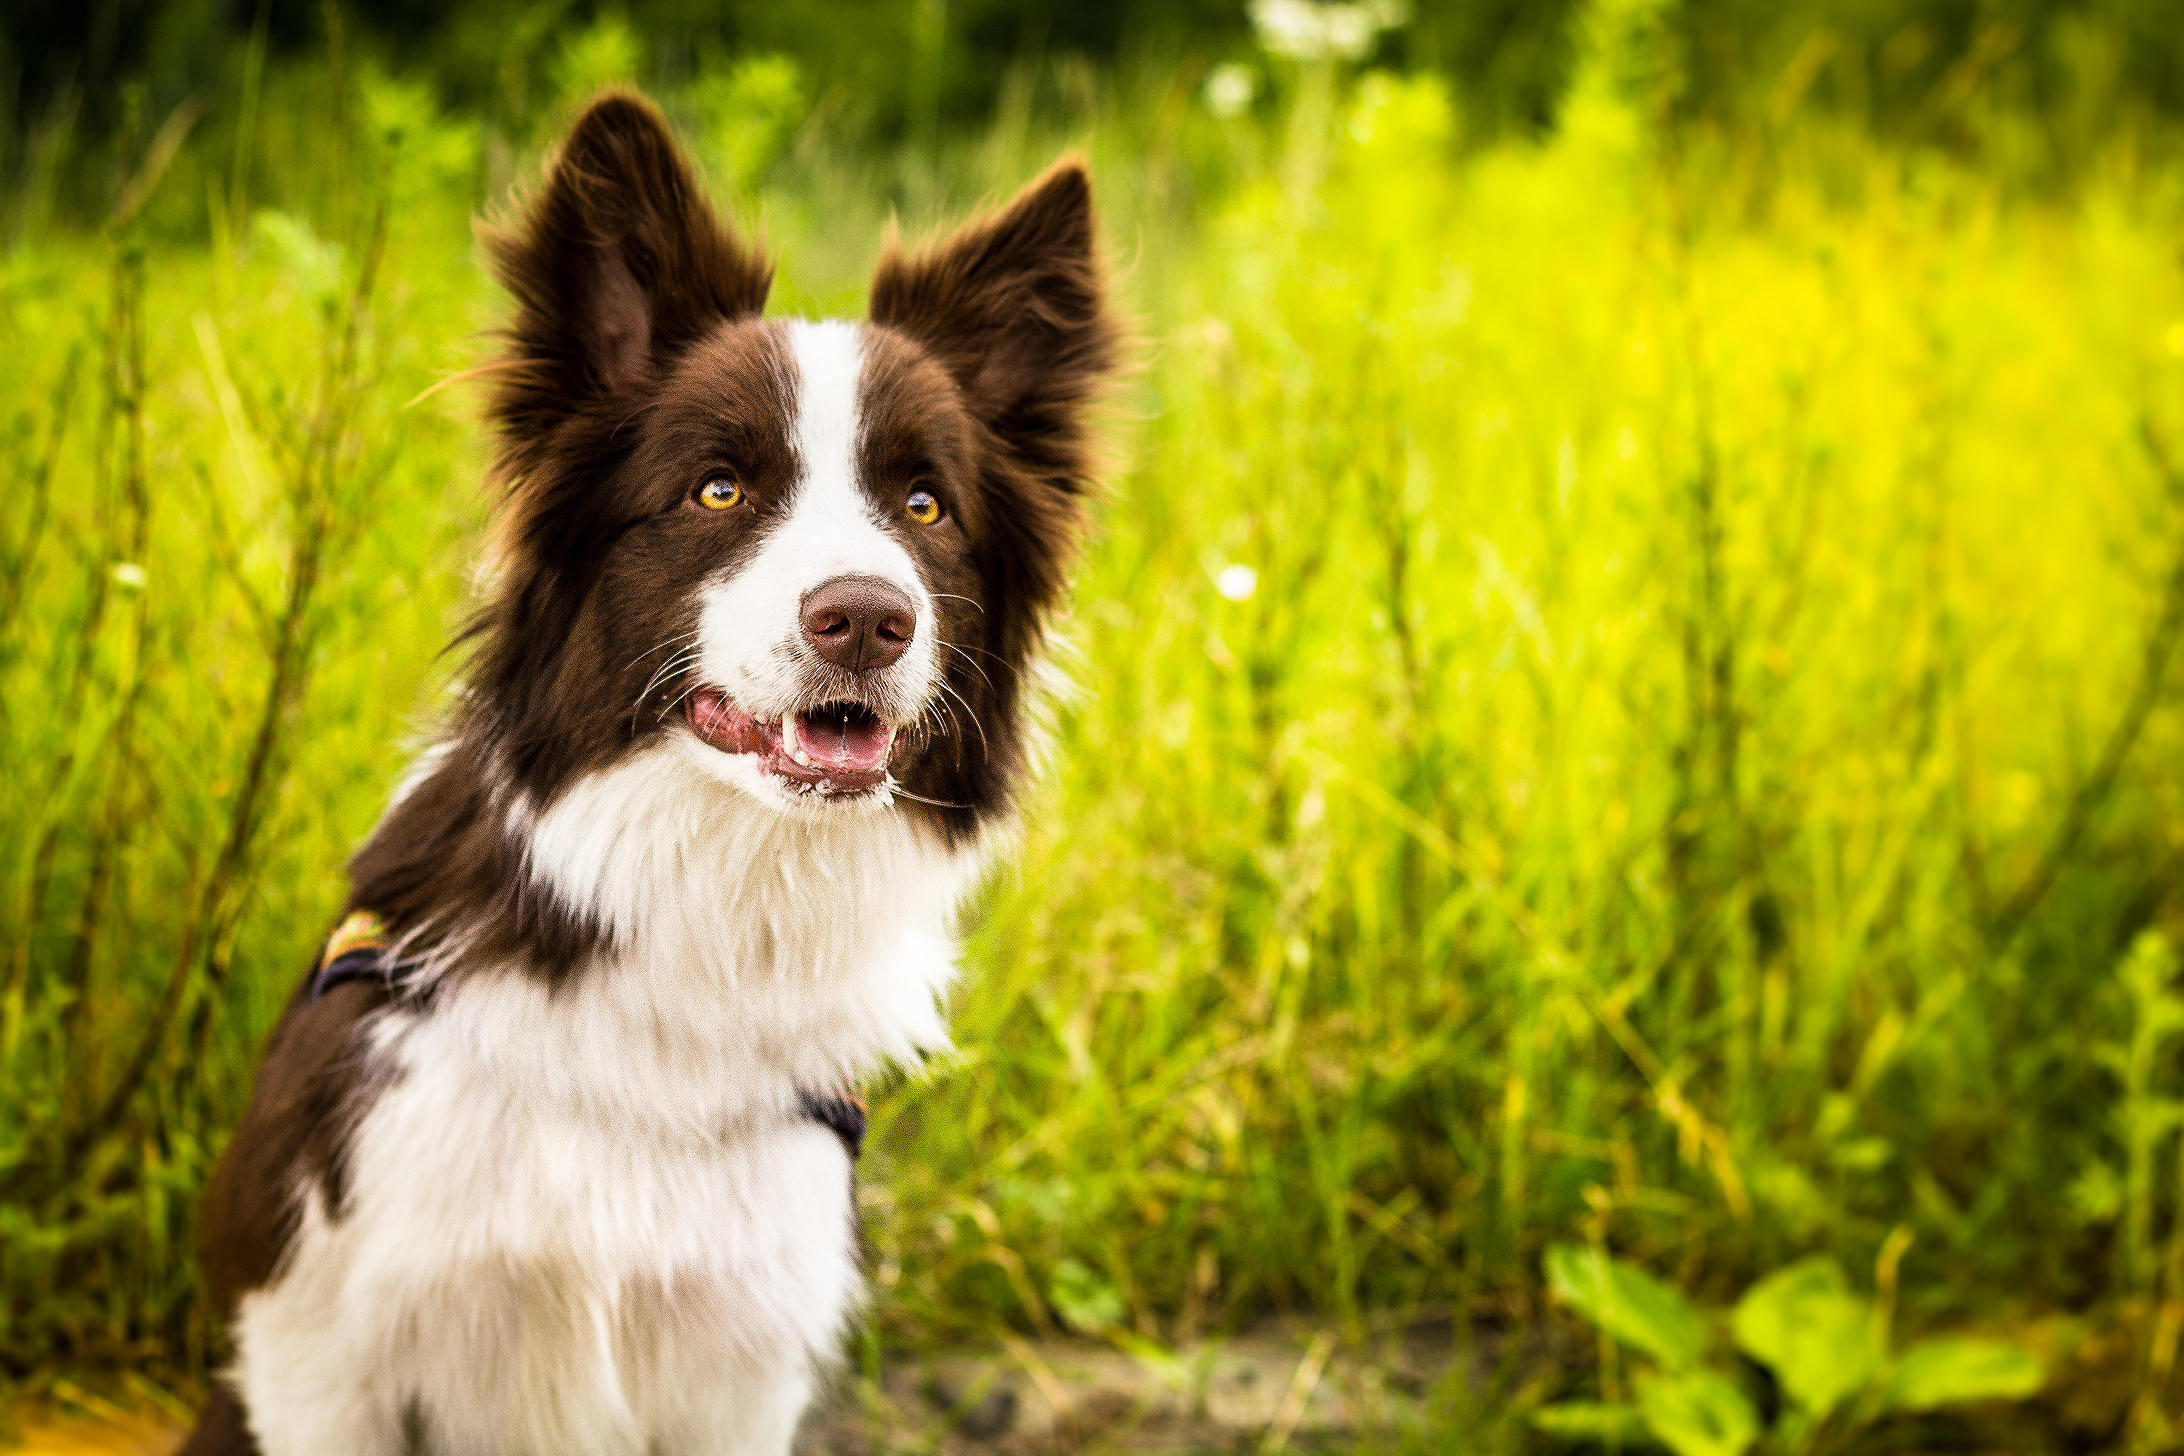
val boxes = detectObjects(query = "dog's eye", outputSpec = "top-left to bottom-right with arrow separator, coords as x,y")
696,477 -> 743,511
905,488 -> 943,526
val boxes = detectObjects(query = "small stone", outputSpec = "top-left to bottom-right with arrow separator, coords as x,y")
958,1386 -> 1018,1440
920,1375 -> 1017,1440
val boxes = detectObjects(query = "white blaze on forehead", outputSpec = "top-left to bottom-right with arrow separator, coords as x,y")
789,318 -> 865,499
770,318 -> 927,607
693,318 -> 941,727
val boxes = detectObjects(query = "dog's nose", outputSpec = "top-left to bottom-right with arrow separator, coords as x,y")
800,576 -> 916,672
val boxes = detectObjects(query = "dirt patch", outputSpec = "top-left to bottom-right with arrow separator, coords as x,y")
796,1318 -> 1537,1455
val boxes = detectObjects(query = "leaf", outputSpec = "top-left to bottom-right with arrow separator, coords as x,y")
1532,1401 -> 1655,1443
1635,1369 -> 1760,1456
1045,1257 -> 1125,1332
1730,1257 -> 1883,1418
1884,1338 -> 2044,1412
1546,1244 -> 1710,1370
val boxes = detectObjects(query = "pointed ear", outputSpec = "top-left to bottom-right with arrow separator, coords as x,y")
482,91 -> 770,445
867,159 -> 1117,490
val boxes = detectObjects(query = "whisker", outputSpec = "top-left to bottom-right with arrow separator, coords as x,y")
938,638 -> 996,695
638,645 -> 705,700
921,694 -> 958,739
647,653 -> 713,727
926,592 -> 986,614
657,673 -> 710,725
887,785 -> 971,809
918,692 -> 962,751
913,697 -> 961,773
631,644 -> 706,725
620,628 -> 701,676
942,637 -> 1020,676
934,678 -> 989,759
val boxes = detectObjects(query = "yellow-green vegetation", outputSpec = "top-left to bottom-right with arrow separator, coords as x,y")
6,8 -> 2184,1449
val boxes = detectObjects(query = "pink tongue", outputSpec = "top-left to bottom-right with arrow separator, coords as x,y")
797,711 -> 891,773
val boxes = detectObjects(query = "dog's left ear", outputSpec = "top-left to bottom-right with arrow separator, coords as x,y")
484,92 -> 770,453
868,159 -> 1117,495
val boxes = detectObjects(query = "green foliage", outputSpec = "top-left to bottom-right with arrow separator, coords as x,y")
3,10 -> 2184,1444
696,55 -> 807,197
549,16 -> 646,111
249,211 -> 344,305
1540,1245 -> 2045,1452
1532,1401 -> 1653,1444
1730,1260 -> 1880,1418
1045,1256 -> 1127,1334
1883,1338 -> 2044,1413
1547,1244 -> 1710,1372
1634,1369 -> 1760,1456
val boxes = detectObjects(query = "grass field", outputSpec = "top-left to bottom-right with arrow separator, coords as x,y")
6,4 -> 2184,1449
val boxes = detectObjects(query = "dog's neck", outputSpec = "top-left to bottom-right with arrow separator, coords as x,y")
377,734 -> 987,1132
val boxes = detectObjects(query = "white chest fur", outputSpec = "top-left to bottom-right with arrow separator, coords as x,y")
232,742 -> 984,1456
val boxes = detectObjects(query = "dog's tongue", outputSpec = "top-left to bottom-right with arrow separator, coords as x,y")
796,710 -> 892,774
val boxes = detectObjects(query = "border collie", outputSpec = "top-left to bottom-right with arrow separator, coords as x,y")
180,91 -> 1115,1456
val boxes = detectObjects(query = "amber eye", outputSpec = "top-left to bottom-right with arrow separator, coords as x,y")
697,476 -> 743,511
905,487 -> 943,525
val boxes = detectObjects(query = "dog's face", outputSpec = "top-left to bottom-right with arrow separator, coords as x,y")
556,316 -> 973,819
472,95 -> 1113,836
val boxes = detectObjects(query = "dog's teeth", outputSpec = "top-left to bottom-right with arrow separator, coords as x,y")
781,715 -> 801,758
794,750 -> 813,767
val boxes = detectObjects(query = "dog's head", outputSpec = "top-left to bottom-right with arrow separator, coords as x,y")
471,93 -> 1114,836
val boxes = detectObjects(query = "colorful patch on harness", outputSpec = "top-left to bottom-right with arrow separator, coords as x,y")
311,910 -> 401,1001
320,910 -> 389,969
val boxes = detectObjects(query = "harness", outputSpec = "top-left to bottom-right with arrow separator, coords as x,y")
310,910 -> 868,1160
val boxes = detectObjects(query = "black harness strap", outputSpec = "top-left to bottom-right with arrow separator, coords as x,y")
311,909 -> 402,1001
797,1088 -> 869,1159
312,947 -> 401,1000
309,912 -> 868,1161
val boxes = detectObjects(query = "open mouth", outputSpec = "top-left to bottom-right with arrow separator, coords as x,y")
688,687 -> 896,794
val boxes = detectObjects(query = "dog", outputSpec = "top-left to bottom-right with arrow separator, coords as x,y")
178,90 -> 1115,1456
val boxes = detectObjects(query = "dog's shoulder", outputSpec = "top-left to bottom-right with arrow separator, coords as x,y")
200,970 -> 392,1312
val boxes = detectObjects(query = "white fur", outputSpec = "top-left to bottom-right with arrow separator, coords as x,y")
235,742 -> 985,1454
230,318 -> 994,1454
699,319 -> 941,790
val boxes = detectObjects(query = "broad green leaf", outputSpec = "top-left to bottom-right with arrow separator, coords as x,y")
1635,1370 -> 1760,1456
1884,1338 -> 2044,1412
1531,1401 -> 1655,1443
1545,1244 -> 1709,1370
1730,1257 -> 1883,1418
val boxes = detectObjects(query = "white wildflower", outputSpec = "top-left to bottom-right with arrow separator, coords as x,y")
1250,0 -> 1410,62
1203,63 -> 1260,119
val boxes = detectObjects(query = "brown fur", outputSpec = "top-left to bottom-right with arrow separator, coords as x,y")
866,161 -> 1121,820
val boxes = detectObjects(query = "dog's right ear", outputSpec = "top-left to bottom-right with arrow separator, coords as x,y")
482,92 -> 769,456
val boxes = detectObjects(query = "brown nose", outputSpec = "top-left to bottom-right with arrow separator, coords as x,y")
800,575 -> 915,672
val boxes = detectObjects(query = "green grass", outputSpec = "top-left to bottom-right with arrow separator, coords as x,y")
6,11 -> 2184,1448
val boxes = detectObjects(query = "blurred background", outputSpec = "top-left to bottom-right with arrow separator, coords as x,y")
4,0 -> 2184,1449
